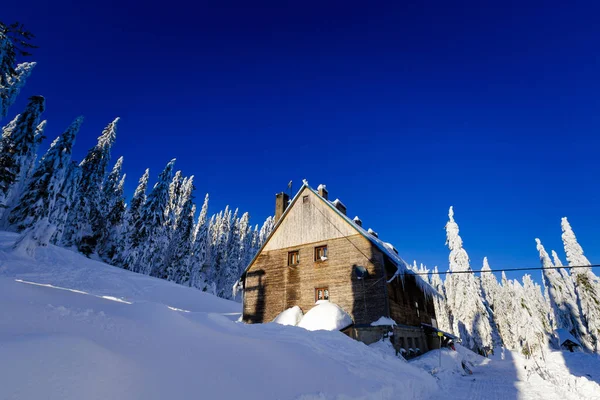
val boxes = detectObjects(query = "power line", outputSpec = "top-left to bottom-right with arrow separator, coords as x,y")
411,264 -> 600,276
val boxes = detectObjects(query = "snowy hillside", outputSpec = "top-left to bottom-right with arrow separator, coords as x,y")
0,232 -> 436,400
2,231 -> 600,400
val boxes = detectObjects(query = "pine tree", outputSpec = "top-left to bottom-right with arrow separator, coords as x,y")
522,274 -> 553,337
165,171 -> 183,229
52,162 -> 81,245
96,156 -> 125,261
494,272 -> 517,349
444,206 -> 493,352
238,212 -> 253,272
213,207 -> 235,298
3,119 -> 45,228
117,169 -> 149,269
0,62 -> 35,120
561,217 -> 600,351
62,118 -> 118,255
106,173 -> 127,262
10,118 -> 82,254
190,193 -> 210,290
127,159 -> 175,276
0,22 -> 36,87
166,176 -> 196,283
9,117 -> 82,232
479,257 -> 503,348
508,279 -> 548,356
536,238 -> 589,348
430,266 -> 452,334
221,209 -> 242,299
0,95 -> 45,223
258,215 -> 274,246
0,22 -> 36,120
23,119 -> 45,177
480,257 -> 499,310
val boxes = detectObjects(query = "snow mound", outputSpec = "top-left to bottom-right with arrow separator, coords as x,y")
411,348 -> 472,377
371,316 -> 397,327
369,338 -> 407,361
273,306 -> 303,326
297,300 -> 353,331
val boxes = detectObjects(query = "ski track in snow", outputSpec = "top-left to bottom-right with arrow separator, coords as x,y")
1,231 -> 600,400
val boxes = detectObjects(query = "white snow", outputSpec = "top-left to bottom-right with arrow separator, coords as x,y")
296,300 -> 353,331
0,231 -> 438,400
273,305 -> 303,326
2,230 -> 600,400
411,344 -> 600,400
371,316 -> 397,327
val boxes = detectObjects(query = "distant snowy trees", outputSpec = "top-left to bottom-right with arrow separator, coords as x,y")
413,207 -> 598,357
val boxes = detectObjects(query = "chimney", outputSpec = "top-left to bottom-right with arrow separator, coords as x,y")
317,184 -> 328,200
353,216 -> 362,227
332,199 -> 346,215
275,192 -> 290,223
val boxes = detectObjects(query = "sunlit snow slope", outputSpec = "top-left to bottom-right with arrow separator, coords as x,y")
0,232 -> 436,400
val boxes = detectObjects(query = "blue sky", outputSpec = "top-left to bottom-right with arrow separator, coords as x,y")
3,1 -> 599,282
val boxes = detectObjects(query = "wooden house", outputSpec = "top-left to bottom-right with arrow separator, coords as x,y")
240,181 -> 439,355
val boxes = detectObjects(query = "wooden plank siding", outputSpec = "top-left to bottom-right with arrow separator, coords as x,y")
385,258 -> 436,327
243,234 -> 390,325
263,187 -> 357,251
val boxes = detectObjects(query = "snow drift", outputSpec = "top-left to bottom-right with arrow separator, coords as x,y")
297,300 -> 353,331
273,305 -> 304,326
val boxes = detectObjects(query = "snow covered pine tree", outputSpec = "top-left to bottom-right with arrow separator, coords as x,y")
444,206 -> 494,353
11,118 -> 82,254
0,95 -> 45,223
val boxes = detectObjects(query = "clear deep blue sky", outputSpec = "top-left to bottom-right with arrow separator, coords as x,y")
3,1 -> 599,281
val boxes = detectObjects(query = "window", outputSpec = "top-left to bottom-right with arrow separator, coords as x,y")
288,251 -> 299,266
303,195 -> 309,204
315,287 -> 329,301
314,245 -> 328,261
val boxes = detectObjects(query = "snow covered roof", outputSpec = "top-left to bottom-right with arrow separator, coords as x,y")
555,329 -> 582,347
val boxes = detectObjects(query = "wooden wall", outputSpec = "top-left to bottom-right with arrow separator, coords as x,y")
243,234 -> 389,325
263,187 -> 357,251
386,268 -> 436,327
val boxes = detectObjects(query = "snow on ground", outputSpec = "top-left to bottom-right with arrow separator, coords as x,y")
1,231 -> 600,400
0,232 -> 436,400
410,344 -> 600,400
